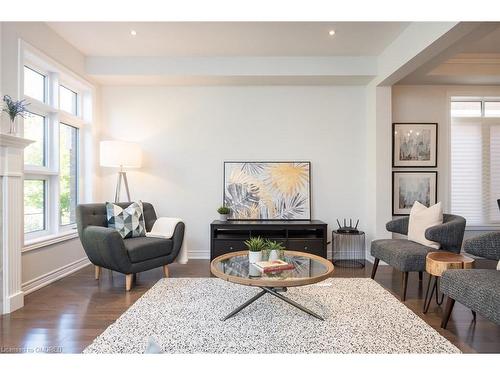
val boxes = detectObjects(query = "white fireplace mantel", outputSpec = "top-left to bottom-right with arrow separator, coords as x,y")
1,133 -> 34,314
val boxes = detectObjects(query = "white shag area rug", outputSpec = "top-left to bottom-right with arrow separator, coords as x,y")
84,278 -> 460,354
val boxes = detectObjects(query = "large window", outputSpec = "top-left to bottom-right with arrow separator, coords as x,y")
24,112 -> 47,167
23,66 -> 46,103
24,179 -> 46,233
59,123 -> 79,226
23,55 -> 91,243
451,98 -> 500,227
59,85 -> 78,115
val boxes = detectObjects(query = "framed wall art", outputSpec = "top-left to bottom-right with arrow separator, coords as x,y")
392,123 -> 438,167
223,161 -> 311,220
392,171 -> 437,216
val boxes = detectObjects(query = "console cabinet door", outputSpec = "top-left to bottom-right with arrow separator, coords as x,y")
212,240 -> 247,259
287,240 -> 325,257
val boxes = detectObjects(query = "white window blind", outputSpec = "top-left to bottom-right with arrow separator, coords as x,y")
451,111 -> 500,226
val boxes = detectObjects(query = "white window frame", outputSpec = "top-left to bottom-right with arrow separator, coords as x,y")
23,110 -> 49,171
23,176 -> 50,241
21,41 -> 94,249
58,121 -> 80,230
449,93 -> 500,230
58,83 -> 80,117
23,64 -> 49,105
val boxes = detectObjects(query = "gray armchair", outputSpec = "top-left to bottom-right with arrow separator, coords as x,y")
370,214 -> 466,301
441,232 -> 500,328
76,202 -> 185,291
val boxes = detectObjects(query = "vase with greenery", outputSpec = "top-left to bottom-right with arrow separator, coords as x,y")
217,206 -> 230,221
2,95 -> 29,135
265,240 -> 286,261
244,236 -> 265,264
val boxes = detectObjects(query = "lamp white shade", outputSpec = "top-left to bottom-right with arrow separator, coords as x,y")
100,140 -> 142,168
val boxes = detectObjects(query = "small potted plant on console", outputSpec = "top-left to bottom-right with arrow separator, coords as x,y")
265,240 -> 285,261
217,206 -> 230,221
244,236 -> 265,264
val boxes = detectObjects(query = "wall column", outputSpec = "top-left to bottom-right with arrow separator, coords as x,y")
365,84 -> 392,261
0,133 -> 33,314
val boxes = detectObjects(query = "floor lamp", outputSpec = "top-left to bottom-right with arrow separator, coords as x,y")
100,140 -> 142,202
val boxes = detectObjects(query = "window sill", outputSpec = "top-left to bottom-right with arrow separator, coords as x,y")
23,230 -> 79,253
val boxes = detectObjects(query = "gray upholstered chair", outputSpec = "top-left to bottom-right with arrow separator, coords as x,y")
370,214 -> 466,301
441,232 -> 500,328
76,202 -> 185,291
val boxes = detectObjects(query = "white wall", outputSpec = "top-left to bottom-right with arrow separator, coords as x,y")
100,86 -> 367,258
392,85 -> 500,240
392,85 -> 449,207
1,22 -> 99,294
0,22 -> 4,309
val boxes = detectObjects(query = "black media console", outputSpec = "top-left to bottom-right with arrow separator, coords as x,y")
210,220 -> 328,261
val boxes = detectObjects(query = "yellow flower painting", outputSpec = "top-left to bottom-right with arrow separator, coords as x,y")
224,162 -> 311,220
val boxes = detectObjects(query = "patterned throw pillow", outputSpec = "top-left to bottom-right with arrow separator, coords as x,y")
106,201 -> 146,239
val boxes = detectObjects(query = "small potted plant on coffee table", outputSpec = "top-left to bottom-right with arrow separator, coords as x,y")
244,236 -> 265,264
217,206 -> 230,221
265,240 -> 286,261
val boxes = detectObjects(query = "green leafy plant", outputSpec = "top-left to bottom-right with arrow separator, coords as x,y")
265,240 -> 285,251
2,95 -> 30,134
244,236 -> 266,252
217,206 -> 230,215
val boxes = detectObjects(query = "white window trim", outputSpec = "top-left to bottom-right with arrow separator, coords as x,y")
58,83 -> 80,117
21,40 -> 94,248
447,89 -> 500,229
23,176 -> 50,241
23,110 -> 49,171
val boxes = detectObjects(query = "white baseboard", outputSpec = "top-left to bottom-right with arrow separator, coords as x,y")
3,291 -> 24,314
22,257 -> 91,295
188,250 -> 210,259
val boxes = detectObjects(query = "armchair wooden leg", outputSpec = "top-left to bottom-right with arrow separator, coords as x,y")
95,266 -> 101,280
125,274 -> 133,291
163,265 -> 169,278
371,258 -> 379,279
418,271 -> 423,281
441,297 -> 456,329
401,272 -> 409,302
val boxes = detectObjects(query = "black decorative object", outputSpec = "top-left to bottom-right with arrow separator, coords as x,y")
332,230 -> 365,268
335,218 -> 360,234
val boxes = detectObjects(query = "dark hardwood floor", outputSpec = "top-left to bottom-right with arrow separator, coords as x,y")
1,260 -> 499,353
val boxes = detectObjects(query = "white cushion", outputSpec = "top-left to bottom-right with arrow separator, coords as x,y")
408,201 -> 443,249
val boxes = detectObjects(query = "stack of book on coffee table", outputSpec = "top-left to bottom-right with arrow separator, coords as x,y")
253,260 -> 295,274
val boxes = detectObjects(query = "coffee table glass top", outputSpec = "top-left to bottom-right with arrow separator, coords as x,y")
211,250 -> 334,287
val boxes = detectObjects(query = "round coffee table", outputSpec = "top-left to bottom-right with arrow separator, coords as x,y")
423,251 -> 474,313
210,250 -> 334,321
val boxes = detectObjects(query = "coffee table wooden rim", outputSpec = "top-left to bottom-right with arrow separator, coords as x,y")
210,250 -> 334,288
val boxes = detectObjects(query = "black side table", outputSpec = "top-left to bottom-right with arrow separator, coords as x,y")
332,230 -> 365,268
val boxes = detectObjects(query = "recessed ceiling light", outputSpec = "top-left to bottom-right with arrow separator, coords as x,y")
130,30 -> 137,36
328,30 -> 336,36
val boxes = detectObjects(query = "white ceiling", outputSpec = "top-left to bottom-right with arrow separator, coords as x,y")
396,23 -> 500,85
47,22 -> 409,57
461,27 -> 500,53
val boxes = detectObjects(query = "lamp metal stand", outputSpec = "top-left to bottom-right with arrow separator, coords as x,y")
114,166 -> 131,202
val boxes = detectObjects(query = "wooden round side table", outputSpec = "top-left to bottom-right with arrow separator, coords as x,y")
423,251 -> 474,313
